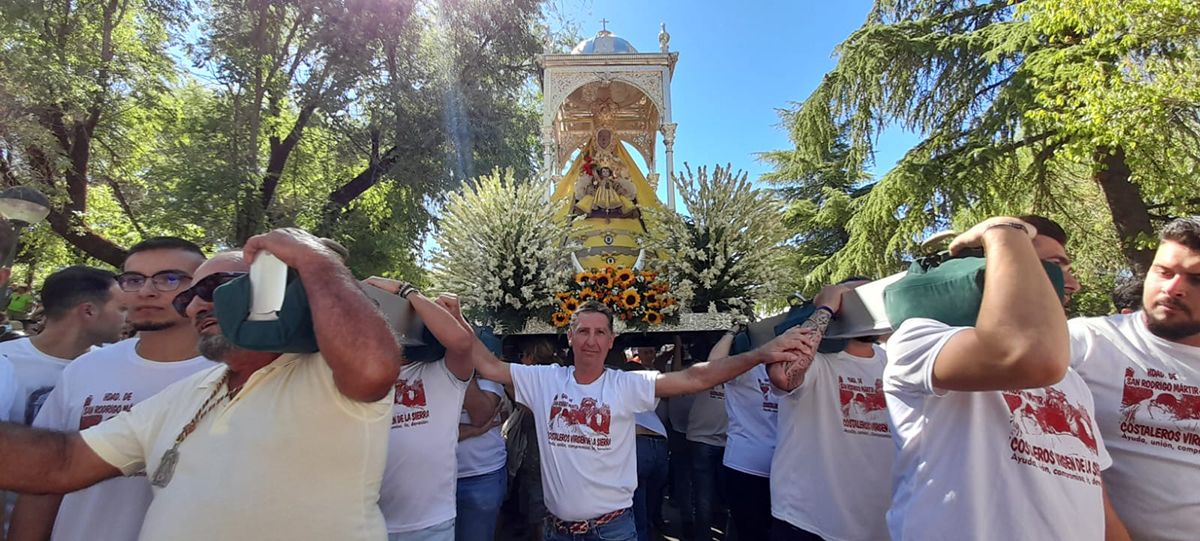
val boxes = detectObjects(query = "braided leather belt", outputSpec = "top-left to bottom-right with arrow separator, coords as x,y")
548,508 -> 628,534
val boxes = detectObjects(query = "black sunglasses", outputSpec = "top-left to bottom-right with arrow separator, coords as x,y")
171,272 -> 247,317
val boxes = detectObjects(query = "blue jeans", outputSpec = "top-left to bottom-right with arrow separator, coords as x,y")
455,467 -> 507,541
690,441 -> 727,541
633,435 -> 668,541
544,509 -> 637,541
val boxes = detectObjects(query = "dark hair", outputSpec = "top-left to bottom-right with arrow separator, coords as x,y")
1111,274 -> 1144,313
1017,215 -> 1068,246
123,237 -> 204,267
1161,217 -> 1200,251
570,300 -> 615,333
41,266 -> 116,320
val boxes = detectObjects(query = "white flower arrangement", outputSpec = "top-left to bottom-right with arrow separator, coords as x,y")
644,163 -> 791,323
430,168 -> 578,330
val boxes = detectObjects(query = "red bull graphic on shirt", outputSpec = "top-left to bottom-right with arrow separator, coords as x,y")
838,377 -> 890,437
547,393 -> 612,449
758,377 -> 779,413
1117,366 -> 1200,454
1003,387 -> 1102,485
392,378 -> 430,428
78,392 -> 136,430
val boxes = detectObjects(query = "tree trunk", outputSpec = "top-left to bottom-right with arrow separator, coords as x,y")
1093,147 -> 1154,273
235,103 -> 318,244
45,208 -> 128,266
317,145 -> 403,235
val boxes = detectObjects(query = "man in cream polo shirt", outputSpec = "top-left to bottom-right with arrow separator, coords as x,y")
0,229 -> 404,541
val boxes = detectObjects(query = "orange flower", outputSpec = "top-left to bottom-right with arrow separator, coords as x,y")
643,310 -> 664,325
644,291 -> 659,306
594,274 -> 612,289
574,272 -> 592,284
579,287 -> 597,300
551,311 -> 571,327
555,291 -> 571,301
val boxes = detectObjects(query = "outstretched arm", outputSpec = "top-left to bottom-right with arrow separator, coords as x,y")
431,295 -> 513,386
243,229 -> 403,402
0,426 -> 119,495
656,327 -> 816,397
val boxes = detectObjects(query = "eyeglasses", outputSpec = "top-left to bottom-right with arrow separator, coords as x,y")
116,271 -> 193,293
171,272 -> 246,317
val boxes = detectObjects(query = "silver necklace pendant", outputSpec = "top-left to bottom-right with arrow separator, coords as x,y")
151,448 -> 180,488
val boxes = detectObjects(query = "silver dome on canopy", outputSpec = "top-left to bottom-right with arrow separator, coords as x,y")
571,30 -> 638,55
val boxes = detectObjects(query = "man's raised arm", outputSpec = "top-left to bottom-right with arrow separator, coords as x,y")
655,327 -> 816,397
243,229 -> 403,402
928,217 -> 1071,391
429,295 -> 513,386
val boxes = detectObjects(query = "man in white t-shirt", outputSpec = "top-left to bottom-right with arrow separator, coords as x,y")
456,377 -> 509,541
883,215 -> 1129,541
3,266 -> 126,426
0,229 -> 405,540
765,281 -> 893,541
0,266 -> 125,535
465,299 -> 816,541
359,277 -> 489,541
685,376 -> 727,541
705,334 -> 779,541
10,237 -> 211,541
1070,217 -> 1200,541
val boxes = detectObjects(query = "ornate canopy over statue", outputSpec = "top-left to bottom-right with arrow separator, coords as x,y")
539,25 -> 679,270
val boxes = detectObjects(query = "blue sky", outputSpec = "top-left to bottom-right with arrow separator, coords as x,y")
555,0 -> 919,198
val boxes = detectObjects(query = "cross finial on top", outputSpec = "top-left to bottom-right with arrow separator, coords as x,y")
600,18 -> 609,32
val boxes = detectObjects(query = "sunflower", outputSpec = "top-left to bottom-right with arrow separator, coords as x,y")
640,271 -> 657,281
551,311 -> 571,327
555,291 -> 571,301
594,274 -> 612,289
644,291 -> 659,306
652,281 -> 669,293
615,268 -> 635,287
643,310 -> 664,325
561,297 -> 581,313
619,288 -> 642,310
574,271 -> 593,284
579,287 -> 598,301
603,266 -> 616,276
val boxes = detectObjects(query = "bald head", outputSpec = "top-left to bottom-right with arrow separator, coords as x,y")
193,251 -> 249,281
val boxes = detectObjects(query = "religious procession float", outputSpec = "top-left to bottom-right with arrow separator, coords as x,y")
430,25 -> 793,353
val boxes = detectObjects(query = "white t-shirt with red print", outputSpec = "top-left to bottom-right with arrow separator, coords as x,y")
456,378 -> 508,478
770,347 -> 893,541
1071,312 -> 1200,541
32,338 -> 214,541
723,364 -> 778,476
511,364 -> 658,521
884,318 -> 1110,541
379,360 -> 469,533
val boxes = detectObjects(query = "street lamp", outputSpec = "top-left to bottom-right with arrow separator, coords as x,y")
0,186 -> 51,268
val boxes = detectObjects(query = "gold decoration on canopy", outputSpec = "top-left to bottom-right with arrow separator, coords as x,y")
552,132 -> 662,270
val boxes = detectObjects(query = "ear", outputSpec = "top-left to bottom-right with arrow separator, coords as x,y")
80,302 -> 97,318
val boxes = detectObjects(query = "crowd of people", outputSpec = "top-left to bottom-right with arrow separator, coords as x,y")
0,214 -> 1188,541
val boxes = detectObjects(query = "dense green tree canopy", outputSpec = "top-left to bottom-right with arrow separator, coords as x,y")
0,0 -> 553,284
770,0 -> 1200,305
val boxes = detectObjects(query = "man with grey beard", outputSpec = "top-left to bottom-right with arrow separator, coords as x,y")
0,229 -> 403,541
11,237 -> 215,541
